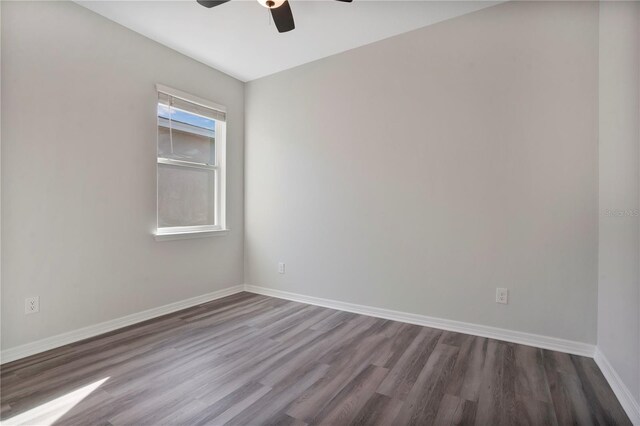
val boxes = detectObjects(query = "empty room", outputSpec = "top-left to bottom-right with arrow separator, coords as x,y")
1,0 -> 639,424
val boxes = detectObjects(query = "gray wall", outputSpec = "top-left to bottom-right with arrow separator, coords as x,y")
1,1 -> 245,350
245,1 -> 599,343
598,1 -> 640,405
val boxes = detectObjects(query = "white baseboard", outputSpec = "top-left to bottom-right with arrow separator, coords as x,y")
0,285 -> 245,365
244,284 -> 595,357
594,348 -> 640,425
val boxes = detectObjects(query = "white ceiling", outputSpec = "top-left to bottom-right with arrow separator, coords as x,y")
77,0 -> 499,82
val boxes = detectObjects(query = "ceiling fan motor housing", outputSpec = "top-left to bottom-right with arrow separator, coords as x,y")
258,0 -> 285,8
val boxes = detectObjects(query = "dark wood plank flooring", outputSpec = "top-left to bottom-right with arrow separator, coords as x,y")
0,292 -> 630,425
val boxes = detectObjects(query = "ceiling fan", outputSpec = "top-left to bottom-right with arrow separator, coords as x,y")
197,0 -> 352,33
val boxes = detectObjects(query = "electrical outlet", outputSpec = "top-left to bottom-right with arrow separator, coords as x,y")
25,296 -> 40,314
278,262 -> 285,274
496,288 -> 508,304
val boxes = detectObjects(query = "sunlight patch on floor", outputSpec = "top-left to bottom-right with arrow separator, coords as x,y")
3,378 -> 109,426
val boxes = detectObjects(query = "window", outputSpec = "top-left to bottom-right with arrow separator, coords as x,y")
155,84 -> 227,240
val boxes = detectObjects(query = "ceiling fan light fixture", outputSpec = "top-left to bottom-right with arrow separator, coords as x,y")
257,0 -> 285,8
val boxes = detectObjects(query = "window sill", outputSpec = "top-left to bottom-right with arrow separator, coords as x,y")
154,229 -> 229,241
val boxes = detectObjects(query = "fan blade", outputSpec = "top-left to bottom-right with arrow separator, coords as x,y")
270,0 -> 295,33
335,0 -> 353,2
197,0 -> 231,8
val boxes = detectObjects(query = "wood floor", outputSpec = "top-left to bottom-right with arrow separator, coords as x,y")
0,292 -> 630,425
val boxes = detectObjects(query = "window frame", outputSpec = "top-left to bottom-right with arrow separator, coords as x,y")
154,84 -> 228,241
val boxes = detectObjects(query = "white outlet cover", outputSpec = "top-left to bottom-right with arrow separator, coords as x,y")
25,296 -> 40,314
496,288 -> 508,304
278,262 -> 285,274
